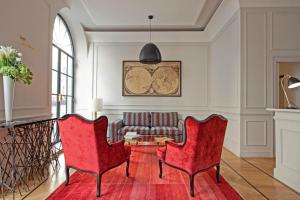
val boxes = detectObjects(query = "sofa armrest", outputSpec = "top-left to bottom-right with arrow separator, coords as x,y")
108,119 -> 123,142
178,119 -> 186,142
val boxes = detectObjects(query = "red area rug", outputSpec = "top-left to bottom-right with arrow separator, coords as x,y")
47,146 -> 244,200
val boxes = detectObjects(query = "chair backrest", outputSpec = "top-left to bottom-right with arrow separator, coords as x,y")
151,112 -> 178,127
184,115 -> 228,170
123,112 -> 151,127
58,114 -> 109,173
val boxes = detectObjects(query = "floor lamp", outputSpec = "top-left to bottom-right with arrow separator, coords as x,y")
280,75 -> 300,109
90,98 -> 103,119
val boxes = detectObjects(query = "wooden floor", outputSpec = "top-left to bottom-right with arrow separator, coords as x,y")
12,148 -> 300,200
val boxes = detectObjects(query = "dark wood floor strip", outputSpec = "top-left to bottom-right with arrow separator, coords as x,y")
221,159 -> 270,200
243,158 -> 300,196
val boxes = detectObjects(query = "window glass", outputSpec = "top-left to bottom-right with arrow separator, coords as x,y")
53,16 -> 73,56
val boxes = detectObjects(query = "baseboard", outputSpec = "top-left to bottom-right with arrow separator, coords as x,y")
224,138 -> 240,157
240,151 -> 274,157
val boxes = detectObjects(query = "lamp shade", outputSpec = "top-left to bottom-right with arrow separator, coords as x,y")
139,43 -> 162,64
288,76 -> 300,89
89,98 -> 103,112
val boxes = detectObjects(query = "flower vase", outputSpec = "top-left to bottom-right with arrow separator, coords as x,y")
3,76 -> 14,122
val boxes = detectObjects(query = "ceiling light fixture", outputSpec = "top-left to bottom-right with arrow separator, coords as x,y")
139,15 -> 162,64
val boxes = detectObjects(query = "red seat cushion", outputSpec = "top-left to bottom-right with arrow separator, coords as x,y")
156,147 -> 166,160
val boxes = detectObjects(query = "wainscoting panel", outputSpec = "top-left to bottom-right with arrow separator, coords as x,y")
240,115 -> 273,157
245,120 -> 267,146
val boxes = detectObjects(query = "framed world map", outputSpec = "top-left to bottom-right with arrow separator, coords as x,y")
122,61 -> 181,96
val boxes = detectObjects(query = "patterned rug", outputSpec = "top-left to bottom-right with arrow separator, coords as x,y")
47,146 -> 244,200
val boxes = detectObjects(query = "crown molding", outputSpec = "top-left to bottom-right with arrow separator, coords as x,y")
240,0 -> 300,8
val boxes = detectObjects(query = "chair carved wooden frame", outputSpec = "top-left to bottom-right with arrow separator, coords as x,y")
157,114 -> 228,197
58,114 -> 131,197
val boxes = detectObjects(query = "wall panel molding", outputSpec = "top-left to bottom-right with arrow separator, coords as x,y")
271,11 -> 300,51
244,11 -> 268,109
245,120 -> 267,146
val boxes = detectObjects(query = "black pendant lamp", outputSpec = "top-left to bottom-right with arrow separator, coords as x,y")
139,15 -> 162,64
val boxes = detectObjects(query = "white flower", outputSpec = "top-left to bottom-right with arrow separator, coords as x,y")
18,52 -> 22,57
0,46 -> 15,56
16,57 -> 21,62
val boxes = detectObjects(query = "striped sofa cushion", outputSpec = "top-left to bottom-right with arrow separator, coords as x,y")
150,112 -> 178,127
150,127 -> 179,136
123,112 -> 151,127
118,126 -> 151,136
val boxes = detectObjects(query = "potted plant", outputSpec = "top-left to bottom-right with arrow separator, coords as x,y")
0,46 -> 33,122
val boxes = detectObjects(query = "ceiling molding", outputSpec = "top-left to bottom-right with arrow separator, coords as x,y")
85,31 -> 208,43
79,0 -> 98,25
84,25 -> 205,32
240,0 -> 300,7
195,0 -> 224,28
77,0 -> 224,32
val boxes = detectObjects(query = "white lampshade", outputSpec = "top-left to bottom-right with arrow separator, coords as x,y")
89,98 -> 103,112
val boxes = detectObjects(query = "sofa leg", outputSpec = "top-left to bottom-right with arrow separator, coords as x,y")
96,174 -> 102,197
126,159 -> 130,177
190,174 -> 195,197
65,166 -> 69,186
159,160 -> 163,178
216,164 -> 220,183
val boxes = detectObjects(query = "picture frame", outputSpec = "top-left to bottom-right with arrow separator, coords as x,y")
122,61 -> 181,97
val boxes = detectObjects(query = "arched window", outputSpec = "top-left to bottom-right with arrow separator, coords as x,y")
52,15 -> 74,118
51,15 -> 74,144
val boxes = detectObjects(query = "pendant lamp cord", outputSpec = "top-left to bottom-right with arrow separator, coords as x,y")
149,17 -> 152,42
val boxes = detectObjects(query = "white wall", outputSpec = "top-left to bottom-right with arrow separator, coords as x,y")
87,42 -> 210,121
0,0 -> 67,120
209,12 -> 241,155
240,7 -> 300,157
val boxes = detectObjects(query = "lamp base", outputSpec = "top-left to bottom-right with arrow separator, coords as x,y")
93,112 -> 97,120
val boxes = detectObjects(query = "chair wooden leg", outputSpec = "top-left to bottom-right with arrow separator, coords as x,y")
126,159 -> 130,177
159,160 -> 163,178
65,166 -> 69,186
190,174 -> 195,197
216,164 -> 220,183
96,174 -> 102,197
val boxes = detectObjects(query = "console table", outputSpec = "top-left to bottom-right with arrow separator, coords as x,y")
0,117 -> 57,199
266,108 -> 300,193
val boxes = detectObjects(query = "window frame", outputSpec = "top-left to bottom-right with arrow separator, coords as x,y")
52,14 -> 75,116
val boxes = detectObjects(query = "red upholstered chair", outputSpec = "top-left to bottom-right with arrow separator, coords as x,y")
58,114 -> 131,197
157,114 -> 228,197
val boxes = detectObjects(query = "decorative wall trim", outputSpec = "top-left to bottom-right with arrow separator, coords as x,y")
0,105 -> 48,112
244,11 -> 268,109
271,11 -> 300,51
0,113 -> 51,122
245,120 -> 267,146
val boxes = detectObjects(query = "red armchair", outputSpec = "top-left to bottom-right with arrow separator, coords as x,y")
58,114 -> 131,197
157,114 -> 228,197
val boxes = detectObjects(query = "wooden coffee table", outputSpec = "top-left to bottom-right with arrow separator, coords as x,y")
125,135 -> 174,145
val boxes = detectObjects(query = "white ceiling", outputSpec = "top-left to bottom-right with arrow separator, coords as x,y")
81,0 -> 205,26
67,0 -> 223,31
